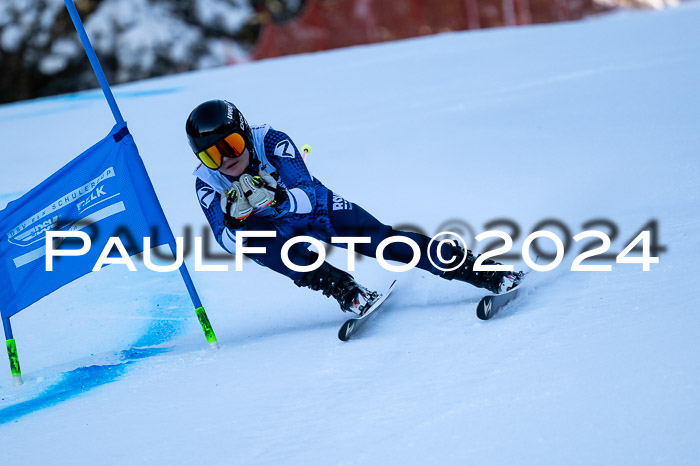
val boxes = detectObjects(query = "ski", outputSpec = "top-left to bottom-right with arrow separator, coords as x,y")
338,280 -> 397,341
476,284 -> 524,320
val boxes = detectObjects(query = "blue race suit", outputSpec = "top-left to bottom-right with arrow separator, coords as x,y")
194,125 -> 446,281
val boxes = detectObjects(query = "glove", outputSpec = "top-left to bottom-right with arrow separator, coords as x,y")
258,171 -> 289,208
220,181 -> 253,230
239,172 -> 288,209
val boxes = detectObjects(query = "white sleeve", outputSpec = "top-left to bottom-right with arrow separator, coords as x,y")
287,187 -> 313,214
221,228 -> 247,254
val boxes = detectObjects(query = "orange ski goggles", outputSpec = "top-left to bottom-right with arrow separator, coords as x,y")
197,132 -> 246,169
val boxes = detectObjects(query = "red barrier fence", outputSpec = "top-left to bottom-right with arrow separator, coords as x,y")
253,0 -> 611,60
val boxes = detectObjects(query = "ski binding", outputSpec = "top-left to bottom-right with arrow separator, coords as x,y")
338,280 -> 397,341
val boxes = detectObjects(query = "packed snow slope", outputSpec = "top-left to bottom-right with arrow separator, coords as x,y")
1,4 -> 699,465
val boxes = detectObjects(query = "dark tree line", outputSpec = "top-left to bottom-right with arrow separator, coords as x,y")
0,0 -> 306,103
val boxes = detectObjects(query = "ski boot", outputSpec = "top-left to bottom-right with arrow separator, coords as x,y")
294,259 -> 379,315
441,246 -> 524,294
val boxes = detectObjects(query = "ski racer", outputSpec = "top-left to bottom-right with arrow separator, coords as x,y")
186,99 -> 522,315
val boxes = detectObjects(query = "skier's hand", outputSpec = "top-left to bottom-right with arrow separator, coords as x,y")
220,181 -> 253,230
259,171 -> 289,208
239,172 -> 288,209
257,171 -> 278,190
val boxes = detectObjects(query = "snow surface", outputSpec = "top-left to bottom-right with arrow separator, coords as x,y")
1,3 -> 700,465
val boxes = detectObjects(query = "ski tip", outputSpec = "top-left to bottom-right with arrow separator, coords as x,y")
476,297 -> 493,320
338,320 -> 356,341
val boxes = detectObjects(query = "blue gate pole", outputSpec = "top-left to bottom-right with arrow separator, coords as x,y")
64,0 -> 218,350
172,244 -> 219,350
63,0 -> 124,125
2,316 -> 23,386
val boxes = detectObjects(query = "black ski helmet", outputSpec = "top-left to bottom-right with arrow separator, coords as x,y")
185,99 -> 255,168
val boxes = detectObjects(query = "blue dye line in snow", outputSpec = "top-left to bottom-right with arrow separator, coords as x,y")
0,87 -> 182,122
0,298 -> 188,425
58,87 -> 183,101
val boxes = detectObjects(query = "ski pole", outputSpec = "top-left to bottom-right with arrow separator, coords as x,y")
301,144 -> 312,161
